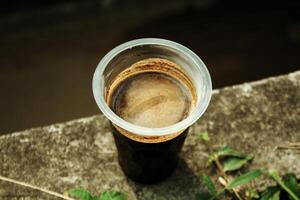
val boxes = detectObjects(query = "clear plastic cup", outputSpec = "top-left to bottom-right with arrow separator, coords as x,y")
93,38 -> 212,183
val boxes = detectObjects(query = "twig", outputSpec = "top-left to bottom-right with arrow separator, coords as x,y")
276,143 -> 300,151
277,146 -> 300,150
0,175 -> 75,200
276,144 -> 300,155
284,143 -> 300,147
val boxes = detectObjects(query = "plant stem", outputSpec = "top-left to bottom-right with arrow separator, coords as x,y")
281,186 -> 300,200
270,173 -> 300,200
215,157 -> 226,177
0,175 -> 75,200
215,157 -> 244,200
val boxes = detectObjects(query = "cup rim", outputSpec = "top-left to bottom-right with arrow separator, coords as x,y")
92,38 -> 212,137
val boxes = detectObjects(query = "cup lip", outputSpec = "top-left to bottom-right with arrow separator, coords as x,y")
93,38 -> 212,137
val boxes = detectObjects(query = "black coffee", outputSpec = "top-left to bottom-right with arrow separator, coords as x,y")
111,124 -> 188,183
106,58 -> 195,183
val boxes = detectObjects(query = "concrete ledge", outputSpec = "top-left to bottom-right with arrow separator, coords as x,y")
0,71 -> 299,200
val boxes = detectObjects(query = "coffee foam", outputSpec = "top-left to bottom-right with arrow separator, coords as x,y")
106,58 -> 196,143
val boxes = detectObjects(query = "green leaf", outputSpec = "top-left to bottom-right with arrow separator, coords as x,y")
97,192 -> 126,200
261,187 -> 281,200
268,169 -> 300,200
226,169 -> 263,189
283,173 -> 300,199
202,175 -> 218,196
199,132 -> 210,142
246,188 -> 260,199
67,188 -> 94,200
216,146 -> 247,158
223,155 -> 254,172
208,146 -> 248,164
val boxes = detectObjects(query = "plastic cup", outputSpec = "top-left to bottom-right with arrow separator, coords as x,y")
93,38 -> 212,183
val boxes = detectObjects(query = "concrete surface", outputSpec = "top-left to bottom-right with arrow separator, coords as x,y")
0,71 -> 299,199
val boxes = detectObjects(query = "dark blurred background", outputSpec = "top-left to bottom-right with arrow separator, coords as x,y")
0,0 -> 299,134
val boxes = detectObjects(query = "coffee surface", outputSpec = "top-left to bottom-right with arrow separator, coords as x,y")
111,72 -> 192,128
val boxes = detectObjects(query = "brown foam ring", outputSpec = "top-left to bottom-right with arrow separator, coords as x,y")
105,58 -> 197,143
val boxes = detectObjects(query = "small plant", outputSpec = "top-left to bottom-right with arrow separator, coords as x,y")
67,188 -> 126,200
198,131 -> 210,142
0,175 -> 126,200
198,145 -> 262,200
198,144 -> 300,200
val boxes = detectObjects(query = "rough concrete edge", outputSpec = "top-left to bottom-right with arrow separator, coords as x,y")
1,70 -> 299,139
212,70 -> 300,95
0,115 -> 102,139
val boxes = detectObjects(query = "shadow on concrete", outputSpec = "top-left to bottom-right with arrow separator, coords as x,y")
126,158 -> 205,200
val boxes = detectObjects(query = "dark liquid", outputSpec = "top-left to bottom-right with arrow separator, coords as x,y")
111,123 -> 188,184
108,64 -> 193,183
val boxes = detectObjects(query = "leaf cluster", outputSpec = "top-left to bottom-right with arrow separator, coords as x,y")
200,146 -> 300,200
